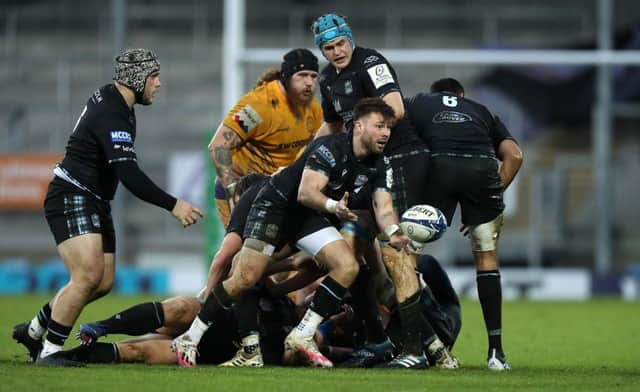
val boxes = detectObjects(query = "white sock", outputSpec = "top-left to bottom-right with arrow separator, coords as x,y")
295,309 -> 324,340
184,317 -> 209,343
426,337 -> 445,356
28,316 -> 46,340
40,340 -> 63,358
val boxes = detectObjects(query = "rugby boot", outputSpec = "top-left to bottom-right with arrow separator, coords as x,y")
487,348 -> 510,371
220,334 -> 264,367
172,334 -> 199,367
284,328 -> 333,368
76,322 -> 107,346
12,321 -> 43,362
376,352 -> 428,369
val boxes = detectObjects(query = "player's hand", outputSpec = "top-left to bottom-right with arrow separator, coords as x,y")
335,192 -> 358,221
460,225 -> 470,237
388,232 -> 410,252
172,199 -> 204,227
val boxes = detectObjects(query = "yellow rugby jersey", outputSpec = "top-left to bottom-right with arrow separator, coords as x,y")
222,80 -> 322,177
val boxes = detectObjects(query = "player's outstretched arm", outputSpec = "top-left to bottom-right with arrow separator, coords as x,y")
171,199 -> 204,228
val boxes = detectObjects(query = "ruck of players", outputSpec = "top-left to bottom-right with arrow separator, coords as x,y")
12,13 -> 523,371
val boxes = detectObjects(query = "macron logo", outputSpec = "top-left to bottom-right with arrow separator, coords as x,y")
110,130 -> 133,143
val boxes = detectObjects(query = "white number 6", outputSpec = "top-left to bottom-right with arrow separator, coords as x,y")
442,96 -> 458,107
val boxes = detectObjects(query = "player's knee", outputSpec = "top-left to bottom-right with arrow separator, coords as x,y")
468,214 -> 504,252
338,257 -> 360,284
121,342 -> 147,363
164,296 -> 200,324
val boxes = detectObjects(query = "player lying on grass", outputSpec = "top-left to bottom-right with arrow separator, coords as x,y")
56,253 -> 459,368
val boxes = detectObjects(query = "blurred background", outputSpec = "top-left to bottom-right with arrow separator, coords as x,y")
1,0 -> 639,300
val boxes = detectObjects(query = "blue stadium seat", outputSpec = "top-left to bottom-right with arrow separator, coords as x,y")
0,258 -> 31,294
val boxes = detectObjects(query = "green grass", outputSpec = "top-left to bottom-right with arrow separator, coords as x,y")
1,295 -> 639,391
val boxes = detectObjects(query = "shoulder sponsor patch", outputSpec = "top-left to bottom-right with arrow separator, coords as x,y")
233,104 -> 262,133
432,111 -> 473,124
110,130 -> 133,143
363,55 -> 380,65
315,145 -> 336,167
367,64 -> 394,90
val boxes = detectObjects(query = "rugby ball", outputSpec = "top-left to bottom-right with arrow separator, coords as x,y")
400,205 -> 447,244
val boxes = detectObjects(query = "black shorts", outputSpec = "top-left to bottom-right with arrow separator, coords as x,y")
424,156 -> 504,226
383,148 -> 430,216
244,182 -> 336,248
44,178 -> 116,253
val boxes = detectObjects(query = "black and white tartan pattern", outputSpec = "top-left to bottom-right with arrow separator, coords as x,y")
63,194 -> 98,237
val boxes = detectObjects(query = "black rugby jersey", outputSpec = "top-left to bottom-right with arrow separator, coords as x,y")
405,92 -> 516,157
268,132 -> 387,209
58,84 -> 138,200
318,46 -> 422,152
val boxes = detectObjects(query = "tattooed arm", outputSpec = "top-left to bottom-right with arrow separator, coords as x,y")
208,123 -> 244,192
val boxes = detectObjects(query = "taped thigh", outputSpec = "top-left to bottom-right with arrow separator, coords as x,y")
468,214 -> 503,252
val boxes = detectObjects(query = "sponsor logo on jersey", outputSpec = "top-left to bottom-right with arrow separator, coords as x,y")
344,80 -> 353,95
316,145 -> 336,167
234,104 -> 262,133
432,111 -> 473,124
92,90 -> 103,103
363,55 -> 380,65
113,144 -> 135,153
333,99 -> 342,113
110,130 -> 133,143
367,64 -> 394,89
354,174 -> 369,187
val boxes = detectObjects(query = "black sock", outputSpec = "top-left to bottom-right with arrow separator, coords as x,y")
310,276 -> 348,318
398,290 -> 435,355
350,268 -> 386,344
65,342 -> 120,363
235,288 -> 260,338
88,343 -> 120,363
46,319 -> 72,346
477,270 -> 503,355
37,302 -> 52,328
98,302 -> 165,335
199,281 -> 234,325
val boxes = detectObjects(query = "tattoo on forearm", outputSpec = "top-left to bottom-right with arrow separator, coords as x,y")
222,130 -> 242,148
214,146 -> 233,167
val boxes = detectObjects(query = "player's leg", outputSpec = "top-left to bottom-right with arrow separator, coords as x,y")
341,218 -> 388,348
219,287 -> 263,367
172,244 -> 271,366
78,296 -> 200,345
35,233 -> 105,367
285,220 -> 357,368
461,157 -> 509,370
379,151 -> 456,369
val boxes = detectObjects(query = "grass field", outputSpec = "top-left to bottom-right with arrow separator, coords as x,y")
1,295 -> 639,391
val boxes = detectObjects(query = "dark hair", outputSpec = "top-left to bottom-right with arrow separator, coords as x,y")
430,78 -> 465,96
353,97 -> 395,122
255,68 -> 282,88
234,173 -> 268,199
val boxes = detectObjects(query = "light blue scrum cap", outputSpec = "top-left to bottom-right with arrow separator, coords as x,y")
311,13 -> 354,50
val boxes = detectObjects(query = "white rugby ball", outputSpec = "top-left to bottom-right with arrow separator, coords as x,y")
400,204 -> 447,244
